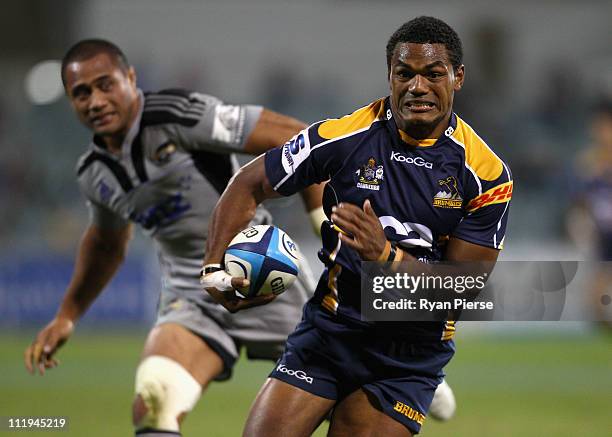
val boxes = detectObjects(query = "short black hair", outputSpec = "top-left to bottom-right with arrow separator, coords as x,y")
386,16 -> 463,72
61,39 -> 130,87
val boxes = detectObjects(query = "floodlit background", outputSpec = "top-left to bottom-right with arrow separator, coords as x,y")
1,1 -> 611,436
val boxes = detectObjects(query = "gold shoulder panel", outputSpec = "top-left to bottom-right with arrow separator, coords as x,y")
453,117 -> 504,181
318,99 -> 385,140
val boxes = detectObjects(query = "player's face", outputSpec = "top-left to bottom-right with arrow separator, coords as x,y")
64,53 -> 139,138
389,42 -> 464,139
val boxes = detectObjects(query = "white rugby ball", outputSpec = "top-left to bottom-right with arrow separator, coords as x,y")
224,225 -> 300,298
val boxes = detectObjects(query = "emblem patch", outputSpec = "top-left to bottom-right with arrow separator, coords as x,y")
97,179 -> 114,202
356,157 -> 384,191
212,104 -> 242,143
153,141 -> 176,164
433,176 -> 462,208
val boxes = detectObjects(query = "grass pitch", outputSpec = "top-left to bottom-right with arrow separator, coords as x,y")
2,329 -> 611,436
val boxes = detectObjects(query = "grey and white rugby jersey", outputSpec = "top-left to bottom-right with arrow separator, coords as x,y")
75,89 -> 271,293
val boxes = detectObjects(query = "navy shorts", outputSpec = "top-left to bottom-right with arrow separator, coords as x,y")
269,301 -> 455,434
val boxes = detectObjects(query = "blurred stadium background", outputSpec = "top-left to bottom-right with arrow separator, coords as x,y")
1,1 -> 611,436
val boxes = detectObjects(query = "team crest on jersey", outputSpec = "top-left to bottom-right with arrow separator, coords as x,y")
153,141 -> 177,164
433,176 -> 463,208
355,157 -> 384,191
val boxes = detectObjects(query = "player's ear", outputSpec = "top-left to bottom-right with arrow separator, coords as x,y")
454,65 -> 465,91
127,66 -> 137,87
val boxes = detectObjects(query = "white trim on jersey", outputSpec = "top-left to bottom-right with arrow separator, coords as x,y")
502,160 -> 512,182
273,119 -> 383,192
457,122 -> 512,250
494,200 -> 510,249
448,135 -> 482,195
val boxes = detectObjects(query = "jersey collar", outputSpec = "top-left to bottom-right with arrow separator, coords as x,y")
383,96 -> 457,148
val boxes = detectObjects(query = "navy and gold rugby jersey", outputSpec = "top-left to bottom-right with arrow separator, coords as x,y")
265,97 -> 512,340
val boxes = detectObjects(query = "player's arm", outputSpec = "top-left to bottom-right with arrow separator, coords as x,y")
171,96 -> 325,230
331,201 -> 500,265
243,108 -> 326,233
56,223 -> 132,321
201,155 -> 281,312
242,108 -> 306,155
330,202 -> 499,303
202,117 -> 347,311
332,147 -> 512,267
24,222 -> 132,375
442,237 -> 500,262
332,176 -> 512,295
243,107 -> 325,229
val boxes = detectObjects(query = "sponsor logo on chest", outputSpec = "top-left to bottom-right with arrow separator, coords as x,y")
390,151 -> 433,169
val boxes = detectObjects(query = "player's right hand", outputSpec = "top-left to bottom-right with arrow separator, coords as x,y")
200,270 -> 276,313
24,317 -> 74,375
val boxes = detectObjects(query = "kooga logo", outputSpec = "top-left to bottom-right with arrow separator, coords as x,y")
277,364 -> 313,384
390,151 -> 433,169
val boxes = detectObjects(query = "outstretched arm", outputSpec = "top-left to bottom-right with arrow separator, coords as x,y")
24,223 -> 131,374
175,99 -> 324,229
242,108 -> 306,155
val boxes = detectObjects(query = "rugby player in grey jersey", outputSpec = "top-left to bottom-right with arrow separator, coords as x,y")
23,39 -> 325,437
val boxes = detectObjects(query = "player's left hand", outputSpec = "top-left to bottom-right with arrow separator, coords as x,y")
330,199 -> 387,261
24,317 -> 74,375
200,270 -> 276,313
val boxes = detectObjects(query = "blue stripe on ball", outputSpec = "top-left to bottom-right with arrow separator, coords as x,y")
225,248 -> 265,297
228,226 -> 274,253
253,256 -> 299,295
266,228 -> 299,271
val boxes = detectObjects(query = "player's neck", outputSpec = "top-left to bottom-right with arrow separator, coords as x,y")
102,135 -> 124,155
401,117 -> 450,140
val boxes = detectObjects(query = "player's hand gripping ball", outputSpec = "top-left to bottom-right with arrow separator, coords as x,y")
224,225 -> 300,298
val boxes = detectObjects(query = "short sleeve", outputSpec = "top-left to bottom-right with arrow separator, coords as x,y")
143,89 -> 262,153
87,200 -> 129,229
265,99 -> 385,196
452,170 -> 512,250
264,123 -> 344,196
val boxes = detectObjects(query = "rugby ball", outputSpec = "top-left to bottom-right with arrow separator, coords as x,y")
224,225 -> 300,298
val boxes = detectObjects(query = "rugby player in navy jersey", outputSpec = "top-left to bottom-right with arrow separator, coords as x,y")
566,100 -> 612,329
202,16 -> 512,436
23,39 -> 326,437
